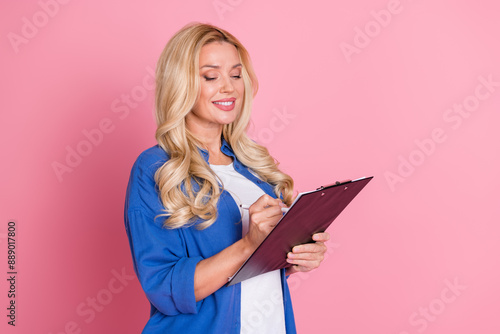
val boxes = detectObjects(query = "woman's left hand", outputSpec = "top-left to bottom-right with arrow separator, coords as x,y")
285,232 -> 330,276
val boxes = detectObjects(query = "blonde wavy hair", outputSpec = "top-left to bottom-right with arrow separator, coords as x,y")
154,22 -> 294,229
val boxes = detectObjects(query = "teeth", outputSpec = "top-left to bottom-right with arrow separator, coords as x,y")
213,101 -> 234,106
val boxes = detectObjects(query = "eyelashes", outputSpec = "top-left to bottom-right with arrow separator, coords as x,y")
203,75 -> 241,81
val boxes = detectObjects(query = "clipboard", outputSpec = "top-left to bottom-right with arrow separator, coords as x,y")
227,176 -> 373,286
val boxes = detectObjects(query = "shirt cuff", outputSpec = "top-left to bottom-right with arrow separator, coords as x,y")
171,255 -> 204,314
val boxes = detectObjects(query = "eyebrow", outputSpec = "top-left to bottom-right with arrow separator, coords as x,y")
200,63 -> 242,69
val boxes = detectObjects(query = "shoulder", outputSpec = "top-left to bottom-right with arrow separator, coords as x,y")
128,145 -> 172,184
126,145 -> 170,215
133,145 -> 170,173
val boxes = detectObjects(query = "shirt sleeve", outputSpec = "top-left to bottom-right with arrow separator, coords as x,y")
123,147 -> 203,315
126,209 -> 203,315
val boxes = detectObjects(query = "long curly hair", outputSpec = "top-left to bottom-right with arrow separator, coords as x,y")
154,22 -> 294,229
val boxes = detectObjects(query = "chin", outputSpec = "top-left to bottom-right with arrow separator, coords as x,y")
216,111 -> 240,124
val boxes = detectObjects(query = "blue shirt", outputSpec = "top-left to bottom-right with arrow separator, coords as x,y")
124,140 -> 297,333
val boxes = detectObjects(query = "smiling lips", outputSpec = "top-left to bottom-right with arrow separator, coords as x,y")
212,97 -> 236,111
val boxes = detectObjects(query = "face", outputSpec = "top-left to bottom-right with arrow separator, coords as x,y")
187,42 -> 245,136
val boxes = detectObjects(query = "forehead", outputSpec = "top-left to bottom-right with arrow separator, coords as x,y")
199,42 -> 240,66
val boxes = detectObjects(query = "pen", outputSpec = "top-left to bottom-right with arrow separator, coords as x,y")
239,204 -> 289,213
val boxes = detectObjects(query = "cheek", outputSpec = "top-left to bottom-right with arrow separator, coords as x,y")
234,84 -> 245,109
237,80 -> 245,93
200,83 -> 218,101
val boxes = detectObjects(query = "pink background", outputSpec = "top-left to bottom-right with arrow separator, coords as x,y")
1,0 -> 499,333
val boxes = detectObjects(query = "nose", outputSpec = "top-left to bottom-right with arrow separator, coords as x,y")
220,75 -> 235,94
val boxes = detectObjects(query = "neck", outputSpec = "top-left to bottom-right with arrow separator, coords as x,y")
185,114 -> 223,146
185,117 -> 231,164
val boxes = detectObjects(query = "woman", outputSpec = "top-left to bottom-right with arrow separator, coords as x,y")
124,23 -> 329,333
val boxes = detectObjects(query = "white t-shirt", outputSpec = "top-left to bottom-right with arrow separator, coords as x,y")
210,163 -> 286,334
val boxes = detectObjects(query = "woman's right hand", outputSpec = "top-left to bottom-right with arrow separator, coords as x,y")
193,194 -> 284,301
243,194 -> 284,250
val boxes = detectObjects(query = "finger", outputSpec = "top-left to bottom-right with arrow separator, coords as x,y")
291,243 -> 327,254
312,232 -> 330,242
286,258 -> 322,270
287,250 -> 324,262
250,206 -> 283,226
250,194 -> 282,212
249,197 -> 283,227
262,205 -> 284,219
